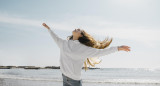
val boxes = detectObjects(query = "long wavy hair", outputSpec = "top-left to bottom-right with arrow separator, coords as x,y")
67,28 -> 113,71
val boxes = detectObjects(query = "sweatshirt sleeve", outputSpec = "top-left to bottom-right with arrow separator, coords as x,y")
78,44 -> 119,60
47,28 -> 64,49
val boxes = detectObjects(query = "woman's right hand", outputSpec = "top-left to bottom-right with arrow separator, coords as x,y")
42,23 -> 50,30
118,45 -> 131,52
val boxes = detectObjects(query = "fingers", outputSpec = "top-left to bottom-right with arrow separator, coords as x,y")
126,48 -> 130,52
42,23 -> 47,27
120,45 -> 131,52
42,23 -> 50,29
42,23 -> 46,26
122,45 -> 130,48
125,47 -> 131,52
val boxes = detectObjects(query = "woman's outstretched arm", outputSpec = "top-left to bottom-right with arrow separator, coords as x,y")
42,23 -> 65,49
77,44 -> 130,60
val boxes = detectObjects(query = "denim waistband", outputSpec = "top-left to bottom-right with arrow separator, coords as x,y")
62,73 -> 81,81
62,73 -> 82,86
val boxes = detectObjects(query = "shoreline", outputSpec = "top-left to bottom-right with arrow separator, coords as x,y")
0,66 -> 100,69
1,78 -> 160,86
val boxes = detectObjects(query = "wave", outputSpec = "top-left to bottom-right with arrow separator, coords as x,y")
83,79 -> 160,84
0,75 -> 160,84
0,75 -> 62,82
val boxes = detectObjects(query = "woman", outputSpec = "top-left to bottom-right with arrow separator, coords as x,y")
42,23 -> 130,86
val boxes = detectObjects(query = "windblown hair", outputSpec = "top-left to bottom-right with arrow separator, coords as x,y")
67,28 -> 113,71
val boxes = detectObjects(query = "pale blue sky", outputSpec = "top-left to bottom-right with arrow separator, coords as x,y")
0,0 -> 159,68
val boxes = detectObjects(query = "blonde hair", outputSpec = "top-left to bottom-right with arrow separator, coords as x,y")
67,29 -> 113,71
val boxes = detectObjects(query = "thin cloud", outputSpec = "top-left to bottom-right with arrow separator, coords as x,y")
0,14 -> 41,27
0,14 -> 159,46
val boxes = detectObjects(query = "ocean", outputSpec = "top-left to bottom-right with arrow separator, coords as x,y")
0,68 -> 160,86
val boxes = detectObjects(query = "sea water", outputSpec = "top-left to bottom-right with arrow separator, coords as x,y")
0,68 -> 160,86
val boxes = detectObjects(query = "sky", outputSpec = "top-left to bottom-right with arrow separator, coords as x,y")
0,0 -> 160,68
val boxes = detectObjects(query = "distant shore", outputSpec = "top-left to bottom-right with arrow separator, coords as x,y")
0,66 -> 100,69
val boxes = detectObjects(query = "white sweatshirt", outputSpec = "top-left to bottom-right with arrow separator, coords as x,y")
48,28 -> 119,80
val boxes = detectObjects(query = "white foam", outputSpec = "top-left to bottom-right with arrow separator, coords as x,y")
0,75 -> 62,82
0,75 -> 160,84
83,79 -> 160,84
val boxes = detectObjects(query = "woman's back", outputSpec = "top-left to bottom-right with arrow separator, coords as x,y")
48,28 -> 119,80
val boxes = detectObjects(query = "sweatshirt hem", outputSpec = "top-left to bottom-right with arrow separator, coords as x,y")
61,69 -> 81,80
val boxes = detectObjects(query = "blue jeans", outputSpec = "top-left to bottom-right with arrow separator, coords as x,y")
62,73 -> 82,86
